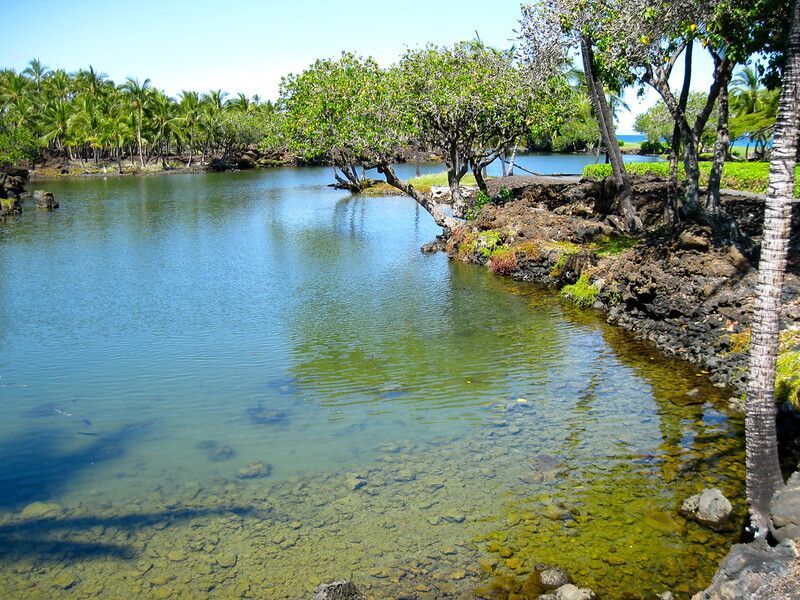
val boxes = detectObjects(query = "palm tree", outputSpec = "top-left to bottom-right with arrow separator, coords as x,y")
120,77 -> 152,168
22,58 -> 49,92
745,0 -> 799,535
732,66 -> 762,116
178,91 -> 201,167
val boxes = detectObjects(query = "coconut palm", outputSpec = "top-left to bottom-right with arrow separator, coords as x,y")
120,77 -> 152,168
22,58 -> 49,92
731,66 -> 762,116
745,0 -> 799,534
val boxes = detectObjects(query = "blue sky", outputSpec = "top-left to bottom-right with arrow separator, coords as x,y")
2,0 -> 716,133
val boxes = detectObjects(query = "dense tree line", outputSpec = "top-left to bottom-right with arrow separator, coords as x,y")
0,61 -> 283,172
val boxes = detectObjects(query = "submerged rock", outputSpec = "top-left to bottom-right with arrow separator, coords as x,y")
539,567 -> 570,590
312,580 -> 365,600
21,501 -> 61,519
237,461 -> 272,479
207,446 -> 236,461
680,488 -> 733,530
247,406 -> 289,425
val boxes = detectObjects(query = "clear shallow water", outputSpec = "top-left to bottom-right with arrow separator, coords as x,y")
0,160 -> 742,599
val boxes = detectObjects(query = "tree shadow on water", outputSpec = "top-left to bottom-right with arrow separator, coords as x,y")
0,421 -> 156,510
0,505 -> 270,563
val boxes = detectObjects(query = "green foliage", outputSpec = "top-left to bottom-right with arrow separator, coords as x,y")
592,235 -> 638,256
776,352 -> 800,409
559,275 -> 600,308
633,93 -> 718,151
0,124 -> 38,166
280,53 -> 401,168
474,230 -> 504,258
582,161 -> 800,196
465,191 -> 492,221
0,60 -> 282,169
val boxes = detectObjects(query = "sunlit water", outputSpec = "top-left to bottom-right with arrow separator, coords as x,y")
0,156 -> 742,599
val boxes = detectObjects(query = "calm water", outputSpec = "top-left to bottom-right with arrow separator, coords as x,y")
0,157 -> 742,599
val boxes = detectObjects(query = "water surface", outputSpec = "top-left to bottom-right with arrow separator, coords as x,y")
0,158 -> 742,599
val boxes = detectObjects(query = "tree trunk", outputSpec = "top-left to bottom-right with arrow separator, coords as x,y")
447,144 -> 469,218
669,43 -> 693,223
706,61 -> 734,214
136,108 -> 145,169
508,146 -> 517,176
378,163 -> 458,230
745,0 -> 800,535
580,36 -> 641,232
471,159 -> 489,194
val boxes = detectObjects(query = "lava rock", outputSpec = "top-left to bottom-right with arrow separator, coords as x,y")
696,538 -> 800,599
34,190 -> 58,210
770,471 -> 800,542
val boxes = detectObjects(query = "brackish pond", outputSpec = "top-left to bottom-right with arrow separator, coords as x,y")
0,158 -> 743,599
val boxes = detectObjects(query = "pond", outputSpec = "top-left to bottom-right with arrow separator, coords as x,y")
0,156 -> 742,599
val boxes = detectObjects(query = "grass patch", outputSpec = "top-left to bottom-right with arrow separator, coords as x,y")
408,171 -> 479,194
582,161 -> 800,196
559,274 -> 600,308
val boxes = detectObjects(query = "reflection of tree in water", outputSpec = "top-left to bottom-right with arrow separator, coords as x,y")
284,252 -> 566,414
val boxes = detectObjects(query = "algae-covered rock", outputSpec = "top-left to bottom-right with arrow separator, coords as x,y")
52,571 -> 79,589
237,460 -> 272,479
312,580 -> 365,600
680,488 -> 732,529
540,567 -> 570,590
21,501 -> 61,518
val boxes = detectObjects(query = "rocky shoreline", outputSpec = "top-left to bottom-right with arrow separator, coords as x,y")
432,174 -> 800,599
436,174 -> 800,398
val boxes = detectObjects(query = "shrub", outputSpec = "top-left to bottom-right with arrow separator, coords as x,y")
559,274 -> 600,308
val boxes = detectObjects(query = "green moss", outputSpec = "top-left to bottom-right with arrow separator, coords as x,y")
474,230 -> 504,258
559,275 -> 600,308
592,235 -> 638,256
542,241 -> 582,254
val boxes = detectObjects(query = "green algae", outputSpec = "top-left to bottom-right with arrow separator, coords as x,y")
559,274 -> 600,308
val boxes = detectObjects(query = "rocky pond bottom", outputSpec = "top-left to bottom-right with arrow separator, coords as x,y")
0,382 -> 745,599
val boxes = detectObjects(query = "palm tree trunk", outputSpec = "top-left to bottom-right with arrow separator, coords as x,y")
137,108 -> 145,169
745,0 -> 800,534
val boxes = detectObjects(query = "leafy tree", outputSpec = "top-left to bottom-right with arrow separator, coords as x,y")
634,93 -> 718,152
280,53 -> 392,192
520,1 -> 642,231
